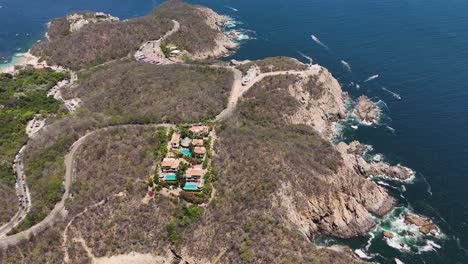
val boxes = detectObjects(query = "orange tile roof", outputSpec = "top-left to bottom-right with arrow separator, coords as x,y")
189,126 -> 208,134
161,158 -> 174,167
187,168 -> 204,177
161,158 -> 180,169
194,147 -> 206,155
192,139 -> 204,146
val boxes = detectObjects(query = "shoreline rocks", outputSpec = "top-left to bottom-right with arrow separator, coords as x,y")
405,214 -> 438,235
354,95 -> 380,125
337,141 -> 414,181
382,231 -> 394,239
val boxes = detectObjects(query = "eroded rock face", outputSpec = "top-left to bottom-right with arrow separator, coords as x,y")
287,65 -> 347,136
192,7 -> 238,59
405,214 -> 438,235
274,167 -> 395,239
354,95 -> 379,125
337,141 -> 413,180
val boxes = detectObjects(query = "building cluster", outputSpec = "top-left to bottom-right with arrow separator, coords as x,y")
159,125 -> 211,192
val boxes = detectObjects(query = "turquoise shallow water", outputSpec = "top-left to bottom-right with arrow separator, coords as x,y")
1,0 -> 467,263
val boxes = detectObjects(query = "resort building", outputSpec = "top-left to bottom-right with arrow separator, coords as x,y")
194,147 -> 207,158
192,139 -> 204,147
186,168 -> 204,182
189,125 -> 209,135
161,158 -> 180,173
170,133 -> 181,149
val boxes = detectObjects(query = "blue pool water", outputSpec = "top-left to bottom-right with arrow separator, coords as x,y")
180,149 -> 192,157
1,0 -> 467,263
183,183 -> 198,191
163,174 -> 177,181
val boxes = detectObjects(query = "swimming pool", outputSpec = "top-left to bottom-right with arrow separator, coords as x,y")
183,183 -> 198,191
180,149 -> 191,157
163,174 -> 177,181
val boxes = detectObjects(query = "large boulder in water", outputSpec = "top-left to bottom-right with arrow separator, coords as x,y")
354,95 -> 380,125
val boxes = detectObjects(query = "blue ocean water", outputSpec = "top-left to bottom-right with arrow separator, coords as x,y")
1,0 -> 467,263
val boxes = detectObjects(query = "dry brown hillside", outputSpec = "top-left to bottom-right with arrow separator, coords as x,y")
31,0 -> 233,70
62,62 -> 234,124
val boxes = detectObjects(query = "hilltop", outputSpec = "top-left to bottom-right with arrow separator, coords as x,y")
0,1 -> 414,263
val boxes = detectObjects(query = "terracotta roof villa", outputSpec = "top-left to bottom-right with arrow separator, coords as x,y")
161,158 -> 180,172
192,139 -> 204,147
189,125 -> 209,135
194,147 -> 206,158
186,168 -> 204,181
171,133 -> 181,148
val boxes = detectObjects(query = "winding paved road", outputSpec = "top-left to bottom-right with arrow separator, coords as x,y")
0,19 -> 318,247
0,124 -> 173,249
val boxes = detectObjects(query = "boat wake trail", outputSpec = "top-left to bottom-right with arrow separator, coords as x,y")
382,87 -> 402,100
310,35 -> 330,50
364,74 -> 379,82
224,5 -> 238,12
297,51 -> 313,63
341,60 -> 351,72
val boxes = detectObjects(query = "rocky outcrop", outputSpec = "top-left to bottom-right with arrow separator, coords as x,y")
67,12 -> 119,33
382,231 -> 394,239
191,7 -> 238,59
405,214 -> 438,235
354,95 -> 379,125
275,167 -> 394,239
287,65 -> 348,136
337,141 -> 413,180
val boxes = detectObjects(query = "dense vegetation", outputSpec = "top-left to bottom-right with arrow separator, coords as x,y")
63,62 -> 234,123
0,68 -> 66,226
237,56 -> 308,75
31,0 -> 229,70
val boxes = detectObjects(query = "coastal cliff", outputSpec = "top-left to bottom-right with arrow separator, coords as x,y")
0,1 -> 414,263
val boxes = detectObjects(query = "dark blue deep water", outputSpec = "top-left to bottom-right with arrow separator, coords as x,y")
1,0 -> 467,263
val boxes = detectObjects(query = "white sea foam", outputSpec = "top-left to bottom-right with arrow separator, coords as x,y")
297,51 -> 313,63
310,34 -> 330,50
418,240 -> 442,253
394,258 -> 405,264
382,87 -> 402,100
224,5 -> 238,12
341,60 -> 351,72
364,74 -> 379,82
356,83 -> 360,89
365,231 -> 375,251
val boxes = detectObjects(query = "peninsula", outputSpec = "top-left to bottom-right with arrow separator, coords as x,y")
0,1 -> 434,263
